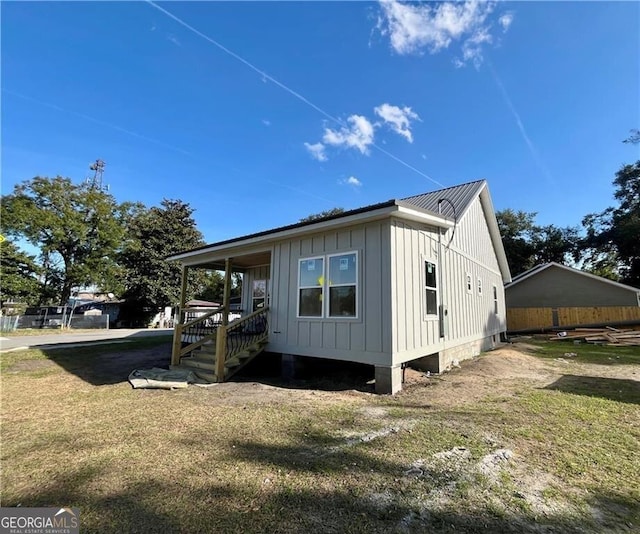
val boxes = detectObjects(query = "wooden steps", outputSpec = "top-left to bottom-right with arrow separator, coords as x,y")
178,340 -> 267,383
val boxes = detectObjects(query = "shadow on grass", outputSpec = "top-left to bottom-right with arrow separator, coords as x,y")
28,337 -> 172,386
9,454 -> 639,534
544,375 -> 640,405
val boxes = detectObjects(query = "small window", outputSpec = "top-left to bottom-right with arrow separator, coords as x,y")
298,258 -> 324,317
425,261 -> 437,315
466,273 -> 472,294
328,252 -> 357,317
493,285 -> 498,314
252,280 -> 267,312
477,277 -> 483,296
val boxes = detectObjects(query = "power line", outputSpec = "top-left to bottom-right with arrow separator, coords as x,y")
146,1 -> 444,188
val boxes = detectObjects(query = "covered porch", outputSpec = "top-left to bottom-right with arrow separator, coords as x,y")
170,249 -> 271,383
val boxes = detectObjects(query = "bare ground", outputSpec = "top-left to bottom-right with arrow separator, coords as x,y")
2,340 -> 638,533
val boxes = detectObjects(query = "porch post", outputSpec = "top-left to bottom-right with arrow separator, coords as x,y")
222,257 -> 233,326
171,265 -> 189,366
215,258 -> 233,381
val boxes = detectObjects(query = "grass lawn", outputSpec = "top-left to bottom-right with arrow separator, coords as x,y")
1,339 -> 638,533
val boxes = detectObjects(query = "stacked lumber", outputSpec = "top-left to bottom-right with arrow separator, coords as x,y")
550,327 -> 640,346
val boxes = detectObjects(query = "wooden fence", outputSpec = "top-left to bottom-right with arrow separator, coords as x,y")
507,306 -> 640,332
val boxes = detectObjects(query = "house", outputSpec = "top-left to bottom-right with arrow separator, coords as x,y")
505,262 -> 640,332
167,179 -> 511,394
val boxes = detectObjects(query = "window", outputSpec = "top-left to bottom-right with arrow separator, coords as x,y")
466,273 -> 472,294
252,280 -> 267,312
297,252 -> 359,318
477,277 -> 483,296
298,257 -> 324,317
493,285 -> 498,314
425,261 -> 437,315
328,252 -> 357,317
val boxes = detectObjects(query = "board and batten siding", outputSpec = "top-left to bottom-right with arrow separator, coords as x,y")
266,220 -> 393,366
390,196 -> 506,365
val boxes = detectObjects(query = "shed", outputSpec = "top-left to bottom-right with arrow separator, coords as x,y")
167,179 -> 511,394
505,262 -> 640,331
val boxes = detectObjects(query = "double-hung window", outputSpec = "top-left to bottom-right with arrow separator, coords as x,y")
298,257 -> 324,317
425,261 -> 437,316
297,252 -> 358,318
328,252 -> 357,317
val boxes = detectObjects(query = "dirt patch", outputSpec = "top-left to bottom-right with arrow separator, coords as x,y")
5,359 -> 57,373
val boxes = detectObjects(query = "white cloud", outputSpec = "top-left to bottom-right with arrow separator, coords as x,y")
339,176 -> 363,188
323,115 -> 375,154
499,13 -> 514,32
304,142 -> 327,162
167,34 -> 180,46
377,0 -> 513,67
374,103 -> 420,142
461,27 -> 493,68
377,0 -> 495,55
262,119 -> 271,126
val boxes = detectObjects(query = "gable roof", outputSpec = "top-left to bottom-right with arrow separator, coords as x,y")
506,262 -> 640,292
399,179 -> 485,219
167,179 -> 510,282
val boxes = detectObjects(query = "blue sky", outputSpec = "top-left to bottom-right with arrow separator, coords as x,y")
2,1 -> 639,246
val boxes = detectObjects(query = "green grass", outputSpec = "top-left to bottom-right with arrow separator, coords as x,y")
1,339 -> 639,533
527,339 -> 640,365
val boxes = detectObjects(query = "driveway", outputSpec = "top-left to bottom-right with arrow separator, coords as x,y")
0,328 -> 173,351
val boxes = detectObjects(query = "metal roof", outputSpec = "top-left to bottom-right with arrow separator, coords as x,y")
400,179 -> 486,219
166,180 -> 507,274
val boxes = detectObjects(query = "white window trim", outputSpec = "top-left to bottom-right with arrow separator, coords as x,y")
327,250 -> 359,319
465,272 -> 472,294
297,256 -> 325,319
424,259 -> 439,319
297,251 -> 359,320
493,284 -> 499,314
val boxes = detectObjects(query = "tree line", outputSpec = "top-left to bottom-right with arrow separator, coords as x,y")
0,178 -> 234,325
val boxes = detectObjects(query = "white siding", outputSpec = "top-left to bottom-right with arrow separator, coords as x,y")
267,220 -> 393,366
390,195 -> 507,364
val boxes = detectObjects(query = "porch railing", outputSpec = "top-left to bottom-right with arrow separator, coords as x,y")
171,306 -> 224,365
215,307 -> 270,380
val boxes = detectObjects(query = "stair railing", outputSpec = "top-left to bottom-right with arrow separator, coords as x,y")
171,306 -> 225,365
215,307 -> 269,380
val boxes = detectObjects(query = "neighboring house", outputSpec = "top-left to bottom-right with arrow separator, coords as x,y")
167,179 -> 511,394
505,262 -> 640,332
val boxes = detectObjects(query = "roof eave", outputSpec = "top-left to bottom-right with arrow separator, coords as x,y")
167,203 -> 453,265
478,184 -> 512,283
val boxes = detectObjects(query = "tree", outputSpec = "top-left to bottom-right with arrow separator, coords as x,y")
582,160 -> 640,286
0,240 -> 42,307
495,210 -> 537,276
496,210 -> 579,276
119,199 -> 206,325
1,177 -> 128,303
299,207 -> 345,223
531,224 -> 580,266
